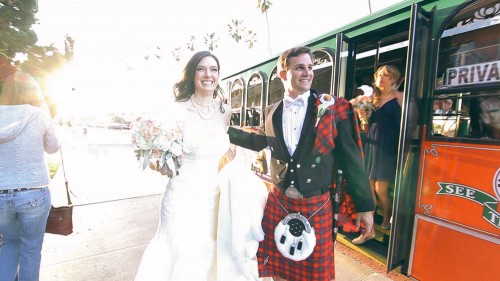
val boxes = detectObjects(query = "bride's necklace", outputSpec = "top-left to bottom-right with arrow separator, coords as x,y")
380,90 -> 394,100
191,95 -> 215,120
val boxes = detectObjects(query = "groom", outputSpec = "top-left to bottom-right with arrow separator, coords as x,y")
228,46 -> 375,281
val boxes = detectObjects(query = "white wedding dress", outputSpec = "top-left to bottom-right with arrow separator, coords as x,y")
135,101 -> 267,281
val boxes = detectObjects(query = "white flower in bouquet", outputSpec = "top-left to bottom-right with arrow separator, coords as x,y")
350,85 -> 374,125
131,118 -> 188,178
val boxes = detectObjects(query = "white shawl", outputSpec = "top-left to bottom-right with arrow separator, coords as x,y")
217,154 -> 269,281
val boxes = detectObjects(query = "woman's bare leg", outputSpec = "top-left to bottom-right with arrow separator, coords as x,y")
366,179 -> 377,235
375,180 -> 391,226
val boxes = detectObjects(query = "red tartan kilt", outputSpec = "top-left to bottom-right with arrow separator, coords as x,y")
258,187 -> 335,281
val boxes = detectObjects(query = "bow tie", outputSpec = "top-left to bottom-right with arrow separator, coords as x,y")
283,98 -> 305,109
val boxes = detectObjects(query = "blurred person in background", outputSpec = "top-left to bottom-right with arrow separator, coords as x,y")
478,96 -> 500,139
470,92 -> 500,140
0,71 -> 60,281
432,96 -> 457,137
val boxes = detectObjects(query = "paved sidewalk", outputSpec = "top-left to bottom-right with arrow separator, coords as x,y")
40,195 -> 407,281
47,127 -> 166,207
41,195 -> 159,281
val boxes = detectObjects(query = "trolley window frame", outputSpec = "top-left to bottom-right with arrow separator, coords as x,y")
430,0 -> 500,142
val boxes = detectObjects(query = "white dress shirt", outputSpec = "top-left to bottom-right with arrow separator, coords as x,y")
282,91 -> 310,156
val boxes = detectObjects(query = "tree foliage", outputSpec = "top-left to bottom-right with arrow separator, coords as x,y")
187,36 -> 197,51
0,0 -> 38,57
144,46 -> 162,61
257,0 -> 272,13
170,32 -> 219,57
0,1 -> 74,77
203,33 -> 219,52
244,30 -> 257,49
171,47 -> 181,62
228,19 -> 257,48
257,0 -> 272,54
0,0 -> 74,115
228,19 -> 245,43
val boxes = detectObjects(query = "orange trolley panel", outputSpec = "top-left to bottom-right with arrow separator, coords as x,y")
415,141 -> 500,237
411,216 -> 500,281
411,141 -> 500,280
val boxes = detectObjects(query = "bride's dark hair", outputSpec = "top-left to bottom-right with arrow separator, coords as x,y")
173,51 -> 225,113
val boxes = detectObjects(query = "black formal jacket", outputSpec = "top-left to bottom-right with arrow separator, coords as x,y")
227,89 -> 375,212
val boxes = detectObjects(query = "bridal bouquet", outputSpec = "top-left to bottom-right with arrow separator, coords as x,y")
350,85 -> 374,125
131,117 -> 188,178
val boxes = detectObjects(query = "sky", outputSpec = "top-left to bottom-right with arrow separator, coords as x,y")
33,0 -> 403,117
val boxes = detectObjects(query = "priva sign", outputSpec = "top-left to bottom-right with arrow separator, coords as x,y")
446,60 -> 500,86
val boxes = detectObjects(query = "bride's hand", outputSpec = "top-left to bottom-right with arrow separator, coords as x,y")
149,160 -> 169,176
149,161 -> 158,171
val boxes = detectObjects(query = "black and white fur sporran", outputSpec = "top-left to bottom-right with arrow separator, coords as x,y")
274,212 -> 316,261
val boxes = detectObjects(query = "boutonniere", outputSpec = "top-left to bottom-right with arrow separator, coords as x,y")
315,94 -> 335,127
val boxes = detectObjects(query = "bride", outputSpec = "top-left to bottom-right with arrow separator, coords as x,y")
135,51 -> 268,281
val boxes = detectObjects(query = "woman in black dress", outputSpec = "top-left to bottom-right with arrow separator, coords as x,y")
353,65 -> 403,244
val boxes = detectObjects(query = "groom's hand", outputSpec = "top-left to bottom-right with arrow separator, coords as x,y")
355,211 -> 374,232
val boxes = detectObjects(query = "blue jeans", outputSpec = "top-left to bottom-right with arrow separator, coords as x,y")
0,188 -> 51,281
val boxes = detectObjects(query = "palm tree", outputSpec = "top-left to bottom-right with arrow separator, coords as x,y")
257,0 -> 272,55
187,36 -> 197,51
171,47 -> 181,62
203,33 -> 219,51
228,19 -> 245,43
228,19 -> 257,49
244,30 -> 257,49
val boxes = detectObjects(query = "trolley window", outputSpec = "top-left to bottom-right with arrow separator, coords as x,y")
246,73 -> 263,127
312,49 -> 334,94
230,78 -> 244,126
432,0 -> 500,140
268,67 -> 284,106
